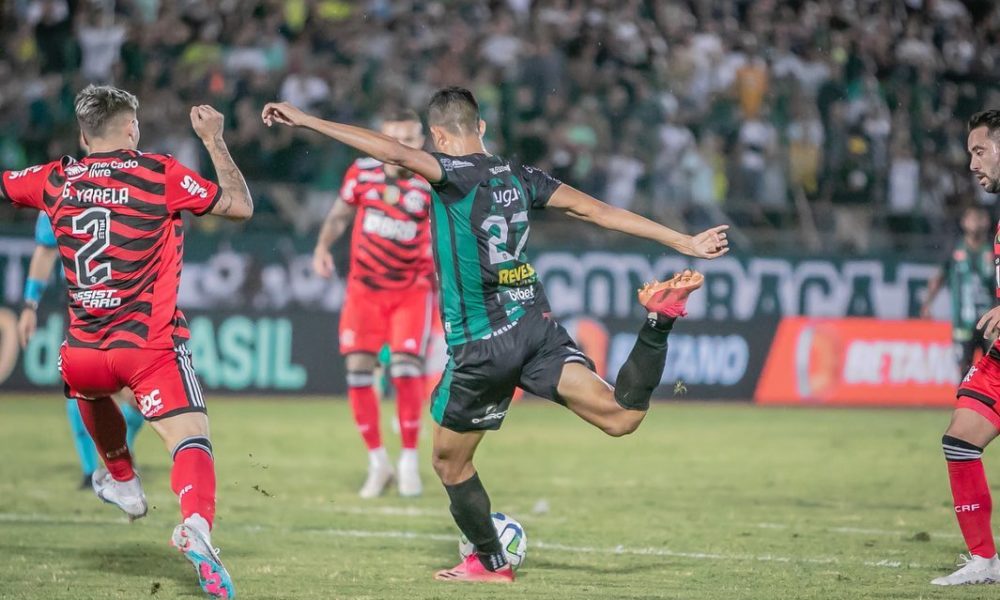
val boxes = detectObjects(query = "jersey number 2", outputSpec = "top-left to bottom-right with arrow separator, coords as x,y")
73,207 -> 112,288
481,211 -> 529,265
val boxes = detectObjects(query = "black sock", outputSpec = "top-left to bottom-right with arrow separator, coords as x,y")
613,318 -> 672,411
444,472 -> 507,570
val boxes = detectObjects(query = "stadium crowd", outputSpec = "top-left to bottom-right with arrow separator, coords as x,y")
2,0 -> 1000,250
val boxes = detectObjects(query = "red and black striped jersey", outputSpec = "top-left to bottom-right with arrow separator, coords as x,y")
1,149 -> 220,350
340,157 -> 434,290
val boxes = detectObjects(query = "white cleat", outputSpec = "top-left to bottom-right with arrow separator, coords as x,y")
931,554 -> 1000,585
92,468 -> 147,521
397,451 -> 422,498
359,460 -> 395,499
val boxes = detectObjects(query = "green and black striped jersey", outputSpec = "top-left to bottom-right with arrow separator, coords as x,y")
429,152 -> 562,346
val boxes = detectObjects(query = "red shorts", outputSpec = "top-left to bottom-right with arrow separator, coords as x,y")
339,279 -> 435,356
60,343 -> 205,421
957,350 -> 1000,430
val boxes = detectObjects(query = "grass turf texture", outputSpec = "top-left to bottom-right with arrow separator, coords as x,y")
0,396 -> 988,599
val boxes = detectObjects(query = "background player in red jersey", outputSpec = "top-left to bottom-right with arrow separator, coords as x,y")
0,85 -> 253,599
934,110 -> 1000,586
312,110 -> 435,498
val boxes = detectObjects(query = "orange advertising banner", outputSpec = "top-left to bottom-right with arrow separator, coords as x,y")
754,318 -> 960,406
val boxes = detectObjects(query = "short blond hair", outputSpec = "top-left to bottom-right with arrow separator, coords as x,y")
75,85 -> 139,138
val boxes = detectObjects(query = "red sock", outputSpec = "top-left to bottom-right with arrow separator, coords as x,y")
348,374 -> 381,450
393,375 -> 425,449
170,437 -> 216,529
944,435 -> 995,557
77,396 -> 134,481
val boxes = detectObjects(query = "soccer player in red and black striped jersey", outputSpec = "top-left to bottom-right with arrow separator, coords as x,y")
0,85 -> 252,599
312,110 -> 435,499
933,110 -> 1000,585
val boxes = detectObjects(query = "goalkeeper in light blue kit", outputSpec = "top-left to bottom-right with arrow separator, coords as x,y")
18,212 -> 145,489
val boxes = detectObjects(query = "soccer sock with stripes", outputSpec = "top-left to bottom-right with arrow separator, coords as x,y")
347,372 -> 382,450
943,434 -> 996,558
613,317 -> 673,411
390,362 -> 424,450
66,398 -> 99,476
76,396 -> 134,481
445,472 -> 507,571
119,401 -> 145,451
171,436 -> 217,529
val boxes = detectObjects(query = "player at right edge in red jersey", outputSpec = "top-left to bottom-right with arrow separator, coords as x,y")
312,109 -> 435,499
0,85 -> 253,599
934,110 -> 1000,586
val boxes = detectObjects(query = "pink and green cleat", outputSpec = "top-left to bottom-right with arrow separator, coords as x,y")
638,269 -> 704,318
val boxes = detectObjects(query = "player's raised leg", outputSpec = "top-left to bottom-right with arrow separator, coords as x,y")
557,270 -> 703,436
60,344 -> 147,519
431,426 -> 514,583
77,395 -> 148,520
114,389 -> 145,452
932,399 -> 1000,585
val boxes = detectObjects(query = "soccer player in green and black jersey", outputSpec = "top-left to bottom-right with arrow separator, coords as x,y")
922,205 -> 995,376
262,88 -> 730,583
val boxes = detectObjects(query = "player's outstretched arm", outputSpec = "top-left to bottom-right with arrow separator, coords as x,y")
313,198 -> 356,278
261,102 -> 444,183
546,184 -> 729,259
190,106 -> 254,220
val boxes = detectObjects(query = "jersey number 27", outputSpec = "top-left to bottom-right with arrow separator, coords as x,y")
481,211 -> 529,265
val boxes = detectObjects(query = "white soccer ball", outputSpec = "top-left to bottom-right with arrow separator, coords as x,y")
458,512 -> 527,571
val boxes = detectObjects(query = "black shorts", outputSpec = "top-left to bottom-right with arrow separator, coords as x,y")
430,309 -> 594,432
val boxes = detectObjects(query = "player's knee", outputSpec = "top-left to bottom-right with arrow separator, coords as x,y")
431,447 -> 469,485
389,358 -> 423,379
601,412 -> 641,438
942,433 -> 984,461
344,352 -> 377,374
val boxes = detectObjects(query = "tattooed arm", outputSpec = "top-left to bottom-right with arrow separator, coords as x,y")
190,105 -> 254,221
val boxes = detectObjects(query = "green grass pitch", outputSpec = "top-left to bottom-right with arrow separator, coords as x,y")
0,396 -> 992,599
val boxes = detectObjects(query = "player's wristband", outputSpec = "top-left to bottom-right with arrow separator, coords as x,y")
23,278 -> 46,304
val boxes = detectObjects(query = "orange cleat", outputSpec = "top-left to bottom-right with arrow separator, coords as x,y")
638,269 -> 704,318
434,554 -> 516,583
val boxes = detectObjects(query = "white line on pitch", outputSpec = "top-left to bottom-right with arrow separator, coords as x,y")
302,527 -> 932,569
0,512 -> 936,570
754,522 -> 962,540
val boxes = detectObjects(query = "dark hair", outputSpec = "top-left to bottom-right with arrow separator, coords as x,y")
427,87 -> 480,135
968,110 -> 1000,137
75,85 -> 139,138
380,108 -> 421,124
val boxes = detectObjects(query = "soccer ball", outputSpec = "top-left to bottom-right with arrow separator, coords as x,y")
458,512 -> 527,571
